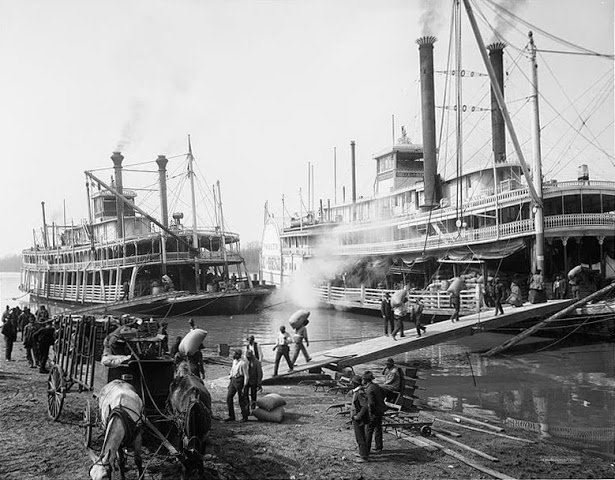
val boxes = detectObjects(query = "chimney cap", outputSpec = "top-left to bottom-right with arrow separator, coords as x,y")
416,36 -> 437,46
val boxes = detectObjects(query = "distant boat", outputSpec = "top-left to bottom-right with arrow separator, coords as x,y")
21,137 -> 272,317
260,0 -> 615,308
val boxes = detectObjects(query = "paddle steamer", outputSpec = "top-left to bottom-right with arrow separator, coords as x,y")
21,143 -> 271,316
261,0 -> 615,310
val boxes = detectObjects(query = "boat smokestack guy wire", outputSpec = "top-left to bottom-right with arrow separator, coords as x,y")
417,36 -> 439,211
111,151 -> 124,238
487,42 -> 507,164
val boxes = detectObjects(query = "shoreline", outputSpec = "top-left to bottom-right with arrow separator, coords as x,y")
0,343 -> 613,479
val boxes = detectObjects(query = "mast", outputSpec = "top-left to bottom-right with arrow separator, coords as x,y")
333,147 -> 337,204
187,135 -> 201,291
216,180 -> 228,274
455,3 -> 463,224
461,0 -> 541,206
85,176 -> 95,250
528,31 -> 545,273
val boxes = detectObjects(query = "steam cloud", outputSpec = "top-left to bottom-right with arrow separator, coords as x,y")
115,98 -> 145,152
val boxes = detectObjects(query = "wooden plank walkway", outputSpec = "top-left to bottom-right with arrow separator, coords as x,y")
261,299 -> 574,382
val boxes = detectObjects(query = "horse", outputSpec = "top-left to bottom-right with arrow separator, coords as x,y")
168,358 -> 212,479
89,380 -> 144,480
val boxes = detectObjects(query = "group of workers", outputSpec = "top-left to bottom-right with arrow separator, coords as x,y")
380,293 -> 426,339
2,305 -> 54,373
350,357 -> 405,463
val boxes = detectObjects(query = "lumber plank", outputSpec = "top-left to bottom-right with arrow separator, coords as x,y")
451,414 -> 505,432
432,426 -> 462,437
433,433 -> 499,462
435,418 -> 534,444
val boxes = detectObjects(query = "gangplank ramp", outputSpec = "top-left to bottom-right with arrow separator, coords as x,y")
261,299 -> 574,381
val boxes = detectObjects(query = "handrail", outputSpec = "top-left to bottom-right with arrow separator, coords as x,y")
286,212 -> 615,257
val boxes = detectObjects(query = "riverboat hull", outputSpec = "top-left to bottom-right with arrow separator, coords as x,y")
30,286 -> 273,317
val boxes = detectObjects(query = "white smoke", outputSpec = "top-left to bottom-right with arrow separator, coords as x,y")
272,228 -> 358,308
419,0 -> 446,37
115,98 -> 145,152
491,0 -> 528,42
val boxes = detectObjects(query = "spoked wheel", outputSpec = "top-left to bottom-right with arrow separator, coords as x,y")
420,425 -> 432,437
47,365 -> 65,421
83,399 -> 93,448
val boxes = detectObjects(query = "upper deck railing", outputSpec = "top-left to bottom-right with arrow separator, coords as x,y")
21,249 -> 245,271
283,212 -> 615,257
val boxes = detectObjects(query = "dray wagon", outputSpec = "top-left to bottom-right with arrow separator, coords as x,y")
47,315 -> 176,450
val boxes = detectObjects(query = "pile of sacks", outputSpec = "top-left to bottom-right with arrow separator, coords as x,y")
252,393 -> 286,423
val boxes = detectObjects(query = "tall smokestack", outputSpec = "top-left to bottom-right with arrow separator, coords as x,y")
111,151 -> 124,238
156,155 -> 169,228
417,36 -> 438,210
350,141 -> 357,204
488,42 -> 506,163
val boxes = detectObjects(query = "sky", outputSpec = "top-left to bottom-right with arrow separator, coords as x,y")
0,0 -> 613,257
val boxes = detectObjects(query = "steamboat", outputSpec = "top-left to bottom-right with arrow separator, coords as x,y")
261,0 -> 615,314
20,141 -> 271,317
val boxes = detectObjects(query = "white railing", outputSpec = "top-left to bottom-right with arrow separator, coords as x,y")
324,212 -> 613,257
22,249 -> 242,271
30,283 -> 122,304
542,180 -> 615,191
314,285 -> 480,314
545,213 -> 615,229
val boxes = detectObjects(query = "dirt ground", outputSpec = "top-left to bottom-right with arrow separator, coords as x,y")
0,343 -> 613,480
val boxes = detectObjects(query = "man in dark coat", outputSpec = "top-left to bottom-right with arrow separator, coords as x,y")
363,370 -> 387,454
244,349 -> 263,410
22,315 -> 38,368
493,277 -> 505,315
1,310 -> 18,361
350,375 -> 370,463
33,321 -> 55,373
380,293 -> 394,336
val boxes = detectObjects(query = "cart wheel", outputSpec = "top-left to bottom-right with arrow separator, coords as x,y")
47,365 -> 65,421
83,399 -> 93,448
420,425 -> 432,437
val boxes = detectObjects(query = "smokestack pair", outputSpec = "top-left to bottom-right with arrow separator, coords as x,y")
110,152 -> 170,238
416,37 -> 507,209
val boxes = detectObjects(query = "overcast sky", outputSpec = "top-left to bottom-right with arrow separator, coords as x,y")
1,0 -> 613,257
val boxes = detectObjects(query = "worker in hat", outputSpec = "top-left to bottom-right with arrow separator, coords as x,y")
362,370 -> 387,455
225,349 -> 249,422
380,358 -> 403,403
245,334 -> 260,360
380,292 -> 394,336
350,374 -> 370,463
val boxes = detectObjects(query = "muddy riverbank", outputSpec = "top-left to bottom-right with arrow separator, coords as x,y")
0,343 -> 612,479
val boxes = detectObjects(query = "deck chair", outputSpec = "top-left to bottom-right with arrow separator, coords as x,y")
326,374 -> 354,395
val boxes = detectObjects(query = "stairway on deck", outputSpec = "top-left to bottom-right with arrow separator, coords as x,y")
260,299 -> 574,382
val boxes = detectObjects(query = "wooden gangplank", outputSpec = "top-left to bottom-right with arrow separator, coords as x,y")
261,299 -> 574,381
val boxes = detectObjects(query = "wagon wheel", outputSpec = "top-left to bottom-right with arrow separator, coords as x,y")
47,365 -> 65,421
83,399 -> 93,448
420,425 -> 432,437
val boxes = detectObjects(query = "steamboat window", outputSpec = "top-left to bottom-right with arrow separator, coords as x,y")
563,194 -> 581,214
603,194 -> 615,213
582,194 -> 602,214
544,197 -> 562,215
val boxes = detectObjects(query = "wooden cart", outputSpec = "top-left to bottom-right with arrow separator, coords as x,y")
47,315 -> 175,449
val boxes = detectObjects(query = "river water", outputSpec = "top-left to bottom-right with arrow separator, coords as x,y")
2,271 -> 613,457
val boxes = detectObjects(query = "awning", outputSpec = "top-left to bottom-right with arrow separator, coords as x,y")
441,238 -> 526,262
